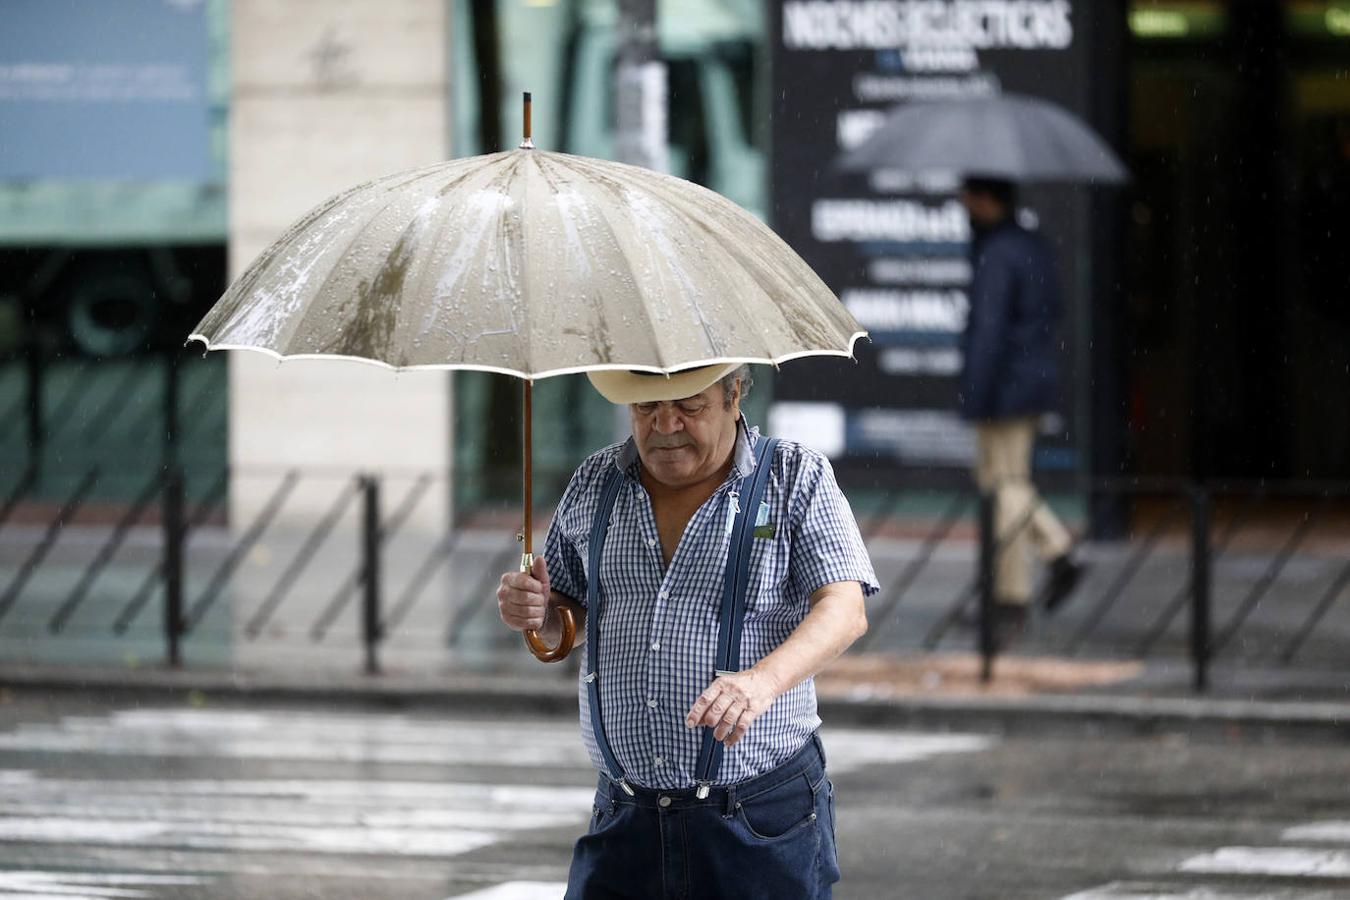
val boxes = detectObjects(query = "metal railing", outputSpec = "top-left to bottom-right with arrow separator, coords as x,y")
851,476 -> 1350,690
1,463 -> 1347,693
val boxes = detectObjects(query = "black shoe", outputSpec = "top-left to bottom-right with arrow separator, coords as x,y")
990,602 -> 1028,651
1042,555 -> 1086,614
958,601 -> 1027,650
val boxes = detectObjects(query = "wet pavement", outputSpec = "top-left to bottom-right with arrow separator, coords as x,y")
1,691 -> 1348,899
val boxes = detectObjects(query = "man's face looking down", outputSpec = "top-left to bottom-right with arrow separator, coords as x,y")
630,379 -> 742,489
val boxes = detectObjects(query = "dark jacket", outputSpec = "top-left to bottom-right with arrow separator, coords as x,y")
958,219 -> 1063,421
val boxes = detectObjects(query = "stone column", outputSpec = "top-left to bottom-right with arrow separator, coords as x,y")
227,0 -> 453,671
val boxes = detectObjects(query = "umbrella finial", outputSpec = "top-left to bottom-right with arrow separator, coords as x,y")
520,91 -> 535,150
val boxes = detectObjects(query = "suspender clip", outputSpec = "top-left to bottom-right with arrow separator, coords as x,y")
617,779 -> 635,797
584,672 -> 597,684
714,669 -> 738,678
696,781 -> 711,799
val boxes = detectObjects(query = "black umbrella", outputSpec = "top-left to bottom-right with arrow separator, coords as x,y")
837,92 -> 1128,184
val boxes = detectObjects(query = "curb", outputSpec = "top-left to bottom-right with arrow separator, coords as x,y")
3,663 -> 1347,741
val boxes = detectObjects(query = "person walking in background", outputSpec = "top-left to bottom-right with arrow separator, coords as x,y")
958,177 -> 1086,645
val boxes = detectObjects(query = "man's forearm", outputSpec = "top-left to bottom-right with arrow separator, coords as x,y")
749,582 -> 867,697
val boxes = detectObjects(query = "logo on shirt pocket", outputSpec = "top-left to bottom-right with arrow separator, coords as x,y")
752,501 -> 775,539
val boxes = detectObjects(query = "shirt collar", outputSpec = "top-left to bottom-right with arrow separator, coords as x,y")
616,415 -> 760,480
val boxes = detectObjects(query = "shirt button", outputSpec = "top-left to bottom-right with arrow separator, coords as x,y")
658,590 -> 668,600
658,795 -> 672,808
650,641 -> 661,651
653,756 -> 664,766
647,698 -> 658,709
647,538 -> 656,548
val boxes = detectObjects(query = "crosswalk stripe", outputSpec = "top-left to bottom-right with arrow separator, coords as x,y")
0,770 -> 595,806
1061,881 -> 1343,899
0,707 -> 996,888
0,801 -> 590,832
1282,821 -> 1350,843
446,883 -> 568,900
0,816 -> 502,858
1064,814 -> 1350,899
0,708 -> 993,772
0,871 -> 212,900
1178,846 -> 1350,878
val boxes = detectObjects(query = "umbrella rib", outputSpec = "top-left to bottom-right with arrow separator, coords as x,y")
375,161 -> 513,365
679,196 -> 844,356
560,157 -> 671,369
223,164 -> 460,336
603,203 -> 669,369
1040,103 -> 1124,181
568,153 -> 851,365
281,188 -> 430,356
398,158 -> 517,359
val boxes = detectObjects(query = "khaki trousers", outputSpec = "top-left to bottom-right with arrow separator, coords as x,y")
973,418 -> 1073,605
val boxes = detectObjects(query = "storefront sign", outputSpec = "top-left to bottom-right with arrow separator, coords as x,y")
769,0 -> 1103,475
0,0 -> 211,180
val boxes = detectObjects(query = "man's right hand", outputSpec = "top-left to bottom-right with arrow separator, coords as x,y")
497,555 -> 552,633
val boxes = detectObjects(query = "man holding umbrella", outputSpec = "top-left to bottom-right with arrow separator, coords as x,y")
957,177 -> 1085,642
498,361 -> 877,899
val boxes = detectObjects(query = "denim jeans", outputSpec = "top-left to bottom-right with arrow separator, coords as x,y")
565,734 -> 840,900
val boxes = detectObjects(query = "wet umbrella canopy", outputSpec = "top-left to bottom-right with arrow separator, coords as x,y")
837,92 -> 1128,184
190,95 -> 865,662
194,153 -> 862,375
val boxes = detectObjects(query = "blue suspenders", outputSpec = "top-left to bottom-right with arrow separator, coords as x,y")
584,468 -> 630,793
583,437 -> 780,797
696,436 -> 779,796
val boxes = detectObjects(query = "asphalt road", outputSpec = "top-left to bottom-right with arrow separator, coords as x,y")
0,692 -> 1348,900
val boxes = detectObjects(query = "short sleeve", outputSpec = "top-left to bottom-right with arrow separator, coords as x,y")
787,452 -> 880,599
543,466 -> 589,607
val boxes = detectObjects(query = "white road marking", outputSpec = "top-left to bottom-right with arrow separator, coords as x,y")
0,768 -> 594,860
1178,847 -> 1350,878
0,816 -> 500,857
0,802 -> 584,834
0,709 -> 589,766
1283,821 -> 1350,843
0,871 -> 210,899
0,707 -> 995,894
0,709 -> 993,774
1064,814 -> 1350,899
818,730 -> 992,772
1062,882 -> 1341,899
447,883 -> 568,900
0,770 -> 595,806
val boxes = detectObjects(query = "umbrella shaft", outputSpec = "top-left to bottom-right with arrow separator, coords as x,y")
523,378 -> 532,556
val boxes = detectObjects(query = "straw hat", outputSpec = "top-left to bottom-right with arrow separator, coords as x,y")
587,363 -> 740,405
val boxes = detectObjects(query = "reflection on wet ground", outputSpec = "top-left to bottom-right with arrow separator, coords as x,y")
1,694 -> 1348,898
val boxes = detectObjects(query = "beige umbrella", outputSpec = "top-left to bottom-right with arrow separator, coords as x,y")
190,95 -> 865,661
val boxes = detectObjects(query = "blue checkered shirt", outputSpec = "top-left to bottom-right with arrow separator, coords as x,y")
544,419 -> 879,789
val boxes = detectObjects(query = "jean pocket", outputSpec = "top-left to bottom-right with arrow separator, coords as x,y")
734,773 -> 819,841
587,789 -> 627,836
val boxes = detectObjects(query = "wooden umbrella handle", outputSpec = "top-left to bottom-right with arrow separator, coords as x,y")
520,553 -> 576,662
524,607 -> 576,662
